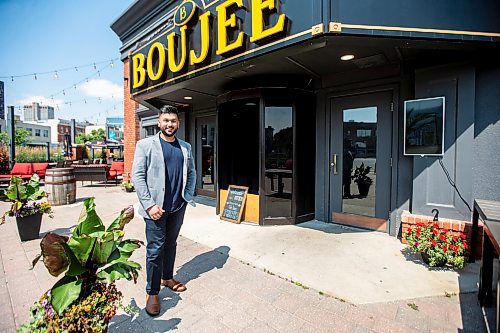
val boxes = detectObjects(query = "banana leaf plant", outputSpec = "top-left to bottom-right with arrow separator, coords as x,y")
33,198 -> 142,315
0,174 -> 47,223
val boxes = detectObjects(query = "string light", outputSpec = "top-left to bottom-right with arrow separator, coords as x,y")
11,76 -> 13,82
0,57 -> 118,80
110,60 -> 114,68
54,71 -> 59,80
34,73 -> 37,80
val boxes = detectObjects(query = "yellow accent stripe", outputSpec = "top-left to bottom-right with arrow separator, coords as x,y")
341,23 -> 500,38
132,29 -> 311,96
201,0 -> 222,9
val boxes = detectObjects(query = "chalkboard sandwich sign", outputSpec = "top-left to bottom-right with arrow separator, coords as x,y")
221,185 -> 248,223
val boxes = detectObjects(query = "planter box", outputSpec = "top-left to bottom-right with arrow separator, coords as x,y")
400,210 -> 483,259
16,213 -> 43,241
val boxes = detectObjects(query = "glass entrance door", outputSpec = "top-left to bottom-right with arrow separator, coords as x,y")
329,92 -> 392,231
196,115 -> 216,197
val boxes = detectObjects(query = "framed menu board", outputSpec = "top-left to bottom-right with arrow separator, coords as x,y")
220,185 -> 248,223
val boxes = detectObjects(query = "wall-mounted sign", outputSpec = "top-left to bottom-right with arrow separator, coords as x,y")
130,0 -> 291,95
221,185 -> 248,223
404,96 -> 445,156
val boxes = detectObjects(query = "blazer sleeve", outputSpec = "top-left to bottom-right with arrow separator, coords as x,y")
185,143 -> 197,197
132,140 -> 156,212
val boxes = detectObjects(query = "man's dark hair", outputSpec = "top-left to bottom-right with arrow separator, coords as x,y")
159,105 -> 179,117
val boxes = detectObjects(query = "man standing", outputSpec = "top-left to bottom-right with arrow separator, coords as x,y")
132,105 -> 196,316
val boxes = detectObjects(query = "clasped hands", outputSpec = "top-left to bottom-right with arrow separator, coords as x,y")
147,205 -> 165,220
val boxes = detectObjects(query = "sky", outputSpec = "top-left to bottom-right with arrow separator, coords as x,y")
0,0 -> 134,124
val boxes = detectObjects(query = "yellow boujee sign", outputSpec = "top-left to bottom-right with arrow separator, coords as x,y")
130,0 -> 288,94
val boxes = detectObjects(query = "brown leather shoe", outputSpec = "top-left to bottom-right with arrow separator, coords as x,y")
145,294 -> 160,316
161,278 -> 187,292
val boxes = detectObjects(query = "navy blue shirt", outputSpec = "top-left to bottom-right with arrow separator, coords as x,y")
159,137 -> 185,212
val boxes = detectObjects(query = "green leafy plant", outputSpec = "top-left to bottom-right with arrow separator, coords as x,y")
351,163 -> 373,186
19,283 -> 123,333
0,175 -> 52,223
120,181 -> 134,191
404,222 -> 469,268
31,198 -> 142,315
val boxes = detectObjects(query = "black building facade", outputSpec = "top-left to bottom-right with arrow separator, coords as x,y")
112,0 -> 500,235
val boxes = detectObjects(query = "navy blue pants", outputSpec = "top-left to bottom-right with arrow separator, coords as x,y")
145,204 -> 187,295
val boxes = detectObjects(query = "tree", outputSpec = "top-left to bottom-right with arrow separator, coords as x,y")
75,129 -> 106,144
0,128 -> 32,146
89,128 -> 106,141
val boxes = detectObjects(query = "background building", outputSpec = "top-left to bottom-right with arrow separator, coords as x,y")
105,116 -> 124,140
23,102 -> 54,121
15,121 -> 51,146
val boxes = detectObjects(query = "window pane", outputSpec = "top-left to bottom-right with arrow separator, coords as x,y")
264,105 -> 293,218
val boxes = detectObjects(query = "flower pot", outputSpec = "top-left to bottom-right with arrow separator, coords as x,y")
16,213 -> 43,241
357,182 -> 371,197
421,252 -> 446,267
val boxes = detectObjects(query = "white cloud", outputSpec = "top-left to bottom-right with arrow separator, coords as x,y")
80,79 -> 122,100
18,95 -> 65,108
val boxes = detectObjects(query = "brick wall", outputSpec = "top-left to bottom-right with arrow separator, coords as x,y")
400,210 -> 483,259
123,58 -> 140,181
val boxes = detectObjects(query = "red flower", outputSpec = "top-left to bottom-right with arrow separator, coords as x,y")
433,223 -> 439,228
460,234 -> 466,240
432,240 -> 437,246
442,245 -> 448,252
416,227 -> 421,233
407,228 -> 413,233
433,229 -> 439,235
443,229 -> 449,233
439,234 -> 446,241
464,243 -> 469,250
452,236 -> 458,242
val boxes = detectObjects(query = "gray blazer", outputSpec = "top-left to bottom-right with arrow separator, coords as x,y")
132,133 -> 196,218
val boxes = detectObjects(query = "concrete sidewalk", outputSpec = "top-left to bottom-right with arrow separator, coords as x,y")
0,185 -> 493,332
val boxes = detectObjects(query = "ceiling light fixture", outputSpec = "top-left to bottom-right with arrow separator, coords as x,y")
184,96 -> 193,100
340,54 -> 355,61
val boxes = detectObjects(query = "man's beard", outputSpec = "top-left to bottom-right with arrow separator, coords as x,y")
161,128 -> 178,137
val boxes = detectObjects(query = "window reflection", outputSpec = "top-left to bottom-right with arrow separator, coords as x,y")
342,107 -> 377,217
201,123 -> 215,191
265,105 -> 293,218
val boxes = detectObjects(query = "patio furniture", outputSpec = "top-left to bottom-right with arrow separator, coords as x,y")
109,161 -> 124,184
72,164 -> 115,187
474,199 -> 500,333
45,168 -> 77,206
0,162 -> 49,180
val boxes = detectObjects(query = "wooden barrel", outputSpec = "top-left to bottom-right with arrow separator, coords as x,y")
45,168 -> 77,206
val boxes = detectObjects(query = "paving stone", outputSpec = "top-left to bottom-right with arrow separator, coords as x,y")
188,316 -> 232,333
108,318 -> 144,332
220,307 -> 255,332
271,292 -> 307,314
394,306 -> 430,332
239,319 -> 278,333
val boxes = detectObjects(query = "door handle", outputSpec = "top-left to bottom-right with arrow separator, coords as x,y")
331,154 -> 337,174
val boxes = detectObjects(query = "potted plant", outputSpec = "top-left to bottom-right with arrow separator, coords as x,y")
351,163 -> 373,197
121,180 -> 135,192
0,174 -> 53,241
20,198 -> 142,332
404,222 -> 469,268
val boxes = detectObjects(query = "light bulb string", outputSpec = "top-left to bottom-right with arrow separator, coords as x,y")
0,58 -> 118,79
48,62 -> 115,99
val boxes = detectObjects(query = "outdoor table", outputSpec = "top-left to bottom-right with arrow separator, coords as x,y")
474,199 -> 500,332
265,169 -> 292,195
